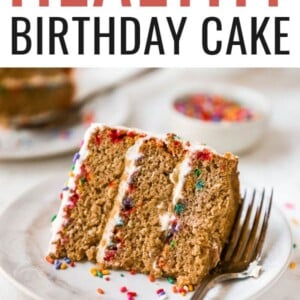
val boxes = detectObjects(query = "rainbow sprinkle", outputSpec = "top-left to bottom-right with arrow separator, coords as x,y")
82,111 -> 95,125
97,288 -> 105,295
54,260 -> 62,270
194,169 -> 202,177
45,255 -> 54,264
120,286 -> 128,293
156,288 -> 168,300
102,269 -> 110,275
60,262 -> 68,270
196,149 -> 213,161
174,93 -> 256,122
90,267 -> 98,276
70,261 -> 75,267
170,240 -> 176,248
59,129 -> 71,140
50,257 -> 74,270
174,203 -> 186,215
72,152 -> 80,164
196,180 -> 205,191
285,202 -> 295,210
289,262 -> 297,270
98,271 -> 102,277
167,277 -> 175,284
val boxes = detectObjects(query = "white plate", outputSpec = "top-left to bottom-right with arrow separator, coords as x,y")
0,177 -> 292,300
0,69 -> 132,160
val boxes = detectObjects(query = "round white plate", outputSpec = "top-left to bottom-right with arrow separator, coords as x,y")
0,177 -> 292,300
0,69 -> 132,160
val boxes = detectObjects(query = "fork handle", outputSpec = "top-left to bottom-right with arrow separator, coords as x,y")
191,273 -> 243,300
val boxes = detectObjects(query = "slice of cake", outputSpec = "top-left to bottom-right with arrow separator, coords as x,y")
48,123 -> 240,286
0,68 -> 75,123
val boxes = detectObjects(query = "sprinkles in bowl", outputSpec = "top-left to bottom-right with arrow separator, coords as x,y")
173,93 -> 257,123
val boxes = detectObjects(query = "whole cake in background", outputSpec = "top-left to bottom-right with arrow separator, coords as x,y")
0,68 -> 75,124
48,123 -> 240,286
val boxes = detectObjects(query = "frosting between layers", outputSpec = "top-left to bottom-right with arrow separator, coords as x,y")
170,152 -> 192,206
159,213 -> 176,231
97,136 -> 147,262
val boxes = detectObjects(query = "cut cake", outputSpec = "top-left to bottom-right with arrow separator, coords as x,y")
48,123 -> 240,286
0,68 -> 75,123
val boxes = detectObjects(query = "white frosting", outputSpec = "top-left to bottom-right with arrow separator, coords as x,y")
152,260 -> 160,271
159,213 -> 175,231
171,153 -> 192,206
97,137 -> 147,262
157,202 -> 164,209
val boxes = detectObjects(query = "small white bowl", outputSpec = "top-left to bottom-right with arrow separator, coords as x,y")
169,84 -> 270,154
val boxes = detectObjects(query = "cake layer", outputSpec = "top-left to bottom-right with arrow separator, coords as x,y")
97,135 -> 186,275
49,125 -> 143,261
158,148 -> 240,286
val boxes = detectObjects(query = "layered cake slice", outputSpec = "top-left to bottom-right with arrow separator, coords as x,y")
0,68 -> 75,123
48,123 -> 240,286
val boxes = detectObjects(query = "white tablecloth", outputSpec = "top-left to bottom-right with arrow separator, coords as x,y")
0,68 -> 299,299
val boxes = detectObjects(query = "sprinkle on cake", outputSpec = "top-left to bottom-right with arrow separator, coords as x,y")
48,123 -> 240,286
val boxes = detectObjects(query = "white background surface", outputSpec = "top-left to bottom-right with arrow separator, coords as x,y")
0,68 -> 300,299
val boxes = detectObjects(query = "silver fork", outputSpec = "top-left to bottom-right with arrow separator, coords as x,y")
191,189 -> 273,300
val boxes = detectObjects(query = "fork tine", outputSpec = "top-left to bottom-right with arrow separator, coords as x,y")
224,190 -> 255,262
231,190 -> 256,262
253,189 -> 273,261
241,189 -> 265,263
